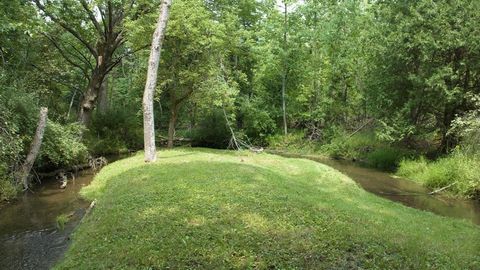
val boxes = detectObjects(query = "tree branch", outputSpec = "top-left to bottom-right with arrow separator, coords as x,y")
79,0 -> 104,37
33,0 -> 98,57
42,34 -> 89,78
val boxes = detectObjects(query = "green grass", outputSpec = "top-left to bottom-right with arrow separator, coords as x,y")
56,148 -> 480,269
398,153 -> 480,198
56,214 -> 70,231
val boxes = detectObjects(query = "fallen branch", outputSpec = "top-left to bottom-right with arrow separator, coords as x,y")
429,182 -> 457,195
347,119 -> 374,139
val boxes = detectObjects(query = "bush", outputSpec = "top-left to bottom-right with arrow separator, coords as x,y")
365,146 -> 411,171
239,99 -> 276,146
267,132 -> 316,153
397,157 -> 428,178
39,121 -> 88,168
0,91 -> 30,200
86,108 -> 143,155
398,152 -> 480,198
191,109 -> 231,149
320,131 -> 379,160
0,178 -> 17,201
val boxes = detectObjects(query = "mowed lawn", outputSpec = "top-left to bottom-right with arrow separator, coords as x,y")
56,149 -> 480,269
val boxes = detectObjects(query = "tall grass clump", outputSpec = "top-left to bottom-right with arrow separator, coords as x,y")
398,152 -> 480,198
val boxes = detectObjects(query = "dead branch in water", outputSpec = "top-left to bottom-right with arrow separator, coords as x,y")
429,182 -> 457,195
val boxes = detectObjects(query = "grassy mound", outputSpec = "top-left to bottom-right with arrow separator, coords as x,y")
56,149 -> 479,269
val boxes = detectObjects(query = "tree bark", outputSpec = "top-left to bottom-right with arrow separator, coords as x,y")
18,107 -> 48,190
143,0 -> 173,162
79,67 -> 106,124
167,105 -> 178,148
97,77 -> 109,114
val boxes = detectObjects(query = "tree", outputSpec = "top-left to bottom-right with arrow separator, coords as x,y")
17,107 -> 48,190
33,0 -> 153,124
156,0 -> 225,148
143,0 -> 173,162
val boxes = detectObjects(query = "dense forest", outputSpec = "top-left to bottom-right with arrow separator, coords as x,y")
1,0 -> 479,200
1,1 -> 480,269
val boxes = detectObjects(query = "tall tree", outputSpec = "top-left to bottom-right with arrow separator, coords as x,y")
33,0 -> 150,124
143,0 -> 172,162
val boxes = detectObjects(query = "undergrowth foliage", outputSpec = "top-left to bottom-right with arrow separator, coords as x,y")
398,152 -> 480,199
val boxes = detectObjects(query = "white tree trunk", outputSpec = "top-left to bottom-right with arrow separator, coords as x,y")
282,1 -> 288,135
142,0 -> 173,162
18,107 -> 48,190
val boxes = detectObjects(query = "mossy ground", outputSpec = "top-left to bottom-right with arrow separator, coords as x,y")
56,148 -> 479,269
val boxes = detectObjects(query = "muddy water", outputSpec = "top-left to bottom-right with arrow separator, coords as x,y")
274,151 -> 480,225
0,170 -> 95,270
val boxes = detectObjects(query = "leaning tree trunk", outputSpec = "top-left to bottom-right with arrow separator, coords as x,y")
167,105 -> 178,148
18,107 -> 48,190
142,0 -> 173,162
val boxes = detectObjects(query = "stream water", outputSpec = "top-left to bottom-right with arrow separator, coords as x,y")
1,152 -> 479,270
273,151 -> 480,226
0,169 -> 94,270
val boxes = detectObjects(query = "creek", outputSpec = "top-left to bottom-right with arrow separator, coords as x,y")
0,169 -> 95,270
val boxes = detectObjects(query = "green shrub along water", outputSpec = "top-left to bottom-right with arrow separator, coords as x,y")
398,152 -> 480,199
0,91 -> 89,200
267,130 -> 414,171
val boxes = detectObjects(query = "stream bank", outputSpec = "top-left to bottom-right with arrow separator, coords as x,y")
270,150 -> 480,225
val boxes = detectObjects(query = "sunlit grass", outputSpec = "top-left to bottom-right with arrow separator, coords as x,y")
56,148 -> 480,269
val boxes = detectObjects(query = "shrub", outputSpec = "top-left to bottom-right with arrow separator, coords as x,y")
267,132 -> 315,153
191,109 -> 231,149
239,99 -> 276,146
40,121 -> 89,168
86,108 -> 143,155
397,152 -> 480,198
320,131 -> 379,160
397,157 -> 428,178
365,146 -> 411,171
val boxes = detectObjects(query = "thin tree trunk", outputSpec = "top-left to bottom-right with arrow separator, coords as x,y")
67,90 -> 77,120
167,105 -> 178,148
142,0 -> 173,162
281,2 -> 288,135
18,107 -> 48,190
223,106 -> 239,150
